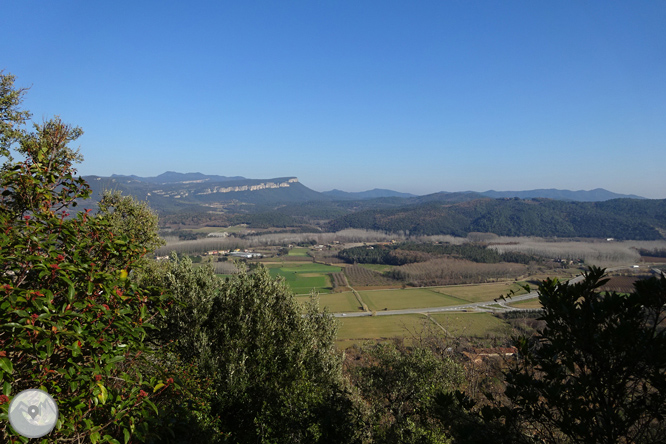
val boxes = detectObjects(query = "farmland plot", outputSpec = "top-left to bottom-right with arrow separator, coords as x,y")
268,263 -> 342,295
330,272 -> 350,290
427,312 -> 512,338
336,314 -> 431,347
344,264 -> 400,287
431,282 -> 529,303
359,288 -> 469,311
295,291 -> 361,313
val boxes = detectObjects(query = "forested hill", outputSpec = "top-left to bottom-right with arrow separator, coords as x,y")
326,198 -> 666,240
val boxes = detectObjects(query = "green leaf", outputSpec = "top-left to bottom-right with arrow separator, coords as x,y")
0,357 -> 13,374
2,322 -> 22,328
3,381 -> 11,396
143,398 -> 159,415
153,383 -> 165,393
106,355 -> 125,364
123,428 -> 130,444
90,431 -> 100,444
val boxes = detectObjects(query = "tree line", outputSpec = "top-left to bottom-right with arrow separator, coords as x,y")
338,242 -> 538,266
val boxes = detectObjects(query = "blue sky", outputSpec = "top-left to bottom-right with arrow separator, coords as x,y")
2,1 -> 665,198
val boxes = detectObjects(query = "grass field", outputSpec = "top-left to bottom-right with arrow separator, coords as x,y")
287,247 -> 310,256
295,292 -> 361,313
335,314 -> 431,347
335,312 -> 514,348
427,312 -> 512,337
359,288 -> 469,311
268,262 -> 342,295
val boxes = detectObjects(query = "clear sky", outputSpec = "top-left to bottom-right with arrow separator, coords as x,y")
2,1 -> 665,198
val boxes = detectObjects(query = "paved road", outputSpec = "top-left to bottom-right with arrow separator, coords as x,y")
332,270 -> 598,318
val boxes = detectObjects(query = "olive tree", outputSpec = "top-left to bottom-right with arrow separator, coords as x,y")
141,256 -> 368,444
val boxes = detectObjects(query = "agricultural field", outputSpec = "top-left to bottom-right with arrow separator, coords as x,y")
641,256 -> 666,263
160,230 -> 645,348
268,262 -> 342,295
431,281 -> 529,303
344,264 -> 400,287
295,291 -> 361,313
357,263 -> 395,273
507,298 -> 543,309
287,247 -> 310,256
599,274 -> 651,293
358,288 -> 469,311
189,225 -> 248,234
335,314 -> 432,348
335,312 -> 515,348
427,312 -> 513,338
330,272 -> 350,291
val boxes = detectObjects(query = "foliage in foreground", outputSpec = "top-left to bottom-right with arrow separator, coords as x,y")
143,257 -> 369,443
347,340 -> 464,444
504,267 -> 666,443
0,72 -> 173,443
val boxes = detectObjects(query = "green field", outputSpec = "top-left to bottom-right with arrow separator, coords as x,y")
268,262 -> 342,295
295,291 -> 361,313
287,247 -> 310,256
358,288 -> 469,311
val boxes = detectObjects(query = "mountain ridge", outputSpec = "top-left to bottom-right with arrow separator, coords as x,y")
94,172 -> 646,202
79,172 -> 665,240
82,171 -> 652,220
479,188 -> 645,202
322,188 -> 417,200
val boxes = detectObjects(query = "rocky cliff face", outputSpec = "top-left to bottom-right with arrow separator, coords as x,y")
196,178 -> 299,195
82,174 -> 322,211
145,178 -> 300,199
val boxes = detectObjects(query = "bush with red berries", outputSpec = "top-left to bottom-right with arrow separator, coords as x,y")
0,73 -> 173,443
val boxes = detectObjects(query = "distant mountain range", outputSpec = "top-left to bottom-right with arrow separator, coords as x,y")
110,171 -> 246,184
479,188 -> 645,202
79,172 -> 665,240
85,171 -> 646,206
322,189 -> 417,200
